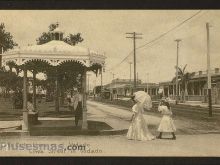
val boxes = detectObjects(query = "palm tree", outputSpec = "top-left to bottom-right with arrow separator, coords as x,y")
14,65 -> 22,76
6,61 -> 16,73
177,64 -> 192,102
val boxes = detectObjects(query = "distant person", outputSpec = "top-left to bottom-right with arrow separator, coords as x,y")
157,98 -> 176,140
66,91 -> 72,111
127,91 -> 155,141
27,95 -> 35,112
73,89 -> 83,127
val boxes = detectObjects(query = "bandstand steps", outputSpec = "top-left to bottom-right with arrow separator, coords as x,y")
29,120 -> 113,136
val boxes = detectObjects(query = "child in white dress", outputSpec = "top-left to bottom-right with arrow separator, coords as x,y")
157,99 -> 176,140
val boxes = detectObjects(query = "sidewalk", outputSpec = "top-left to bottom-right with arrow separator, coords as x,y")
166,99 -> 220,108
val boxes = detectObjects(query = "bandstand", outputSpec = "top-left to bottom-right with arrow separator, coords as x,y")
1,26 -> 106,132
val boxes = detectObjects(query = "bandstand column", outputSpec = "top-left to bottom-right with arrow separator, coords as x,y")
33,70 -> 37,110
82,68 -> 88,130
167,86 -> 170,97
55,68 -> 59,112
192,82 -> 195,95
22,67 -> 29,131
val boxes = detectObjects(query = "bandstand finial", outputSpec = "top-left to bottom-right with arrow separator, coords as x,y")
51,22 -> 64,41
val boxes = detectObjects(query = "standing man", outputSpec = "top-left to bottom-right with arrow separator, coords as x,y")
74,88 -> 83,127
70,88 -> 83,127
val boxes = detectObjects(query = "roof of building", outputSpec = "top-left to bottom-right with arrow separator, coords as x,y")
5,40 -> 90,55
2,40 -> 106,67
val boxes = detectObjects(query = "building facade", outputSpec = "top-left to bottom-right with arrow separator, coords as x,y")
159,68 -> 220,104
103,78 -> 159,100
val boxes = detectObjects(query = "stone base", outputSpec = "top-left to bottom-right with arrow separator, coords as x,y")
82,112 -> 88,130
22,122 -> 29,131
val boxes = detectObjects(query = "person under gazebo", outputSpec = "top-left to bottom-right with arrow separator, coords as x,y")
70,88 -> 83,127
27,94 -> 35,112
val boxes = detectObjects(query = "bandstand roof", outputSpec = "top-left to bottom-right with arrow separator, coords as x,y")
2,40 -> 106,68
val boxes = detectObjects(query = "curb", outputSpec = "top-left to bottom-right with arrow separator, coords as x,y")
29,128 -> 128,136
0,128 -> 128,136
0,130 -> 29,136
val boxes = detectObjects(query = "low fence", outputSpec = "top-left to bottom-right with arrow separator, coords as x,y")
185,95 -> 205,101
169,95 -> 205,102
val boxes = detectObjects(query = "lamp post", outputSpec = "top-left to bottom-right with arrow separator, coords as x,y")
110,72 -> 115,100
100,68 -> 103,94
175,39 -> 181,105
206,22 -> 212,117
129,62 -> 132,95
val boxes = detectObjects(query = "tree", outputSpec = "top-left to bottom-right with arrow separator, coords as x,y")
6,61 -> 16,73
175,64 -> 193,102
63,33 -> 84,46
36,23 -> 84,45
0,69 -> 23,95
5,61 -> 22,76
0,23 -> 18,52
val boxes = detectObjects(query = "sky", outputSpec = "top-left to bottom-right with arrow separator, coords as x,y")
0,10 -> 220,89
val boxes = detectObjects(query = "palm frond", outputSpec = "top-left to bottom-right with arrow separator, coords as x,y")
183,64 -> 187,73
178,67 -> 184,76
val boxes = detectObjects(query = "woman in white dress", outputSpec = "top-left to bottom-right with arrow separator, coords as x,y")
127,91 -> 155,141
157,99 -> 176,140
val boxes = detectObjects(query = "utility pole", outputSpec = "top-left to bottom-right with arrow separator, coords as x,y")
110,72 -> 115,100
101,68 -> 103,93
129,62 -> 132,83
175,39 -> 181,105
129,62 -> 132,95
126,32 -> 142,92
206,22 -> 212,117
113,73 -> 115,100
146,73 -> 149,93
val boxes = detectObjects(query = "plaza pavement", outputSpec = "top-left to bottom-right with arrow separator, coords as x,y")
0,99 -> 220,135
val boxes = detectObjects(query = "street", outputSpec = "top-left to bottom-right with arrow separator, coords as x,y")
0,100 -> 220,156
